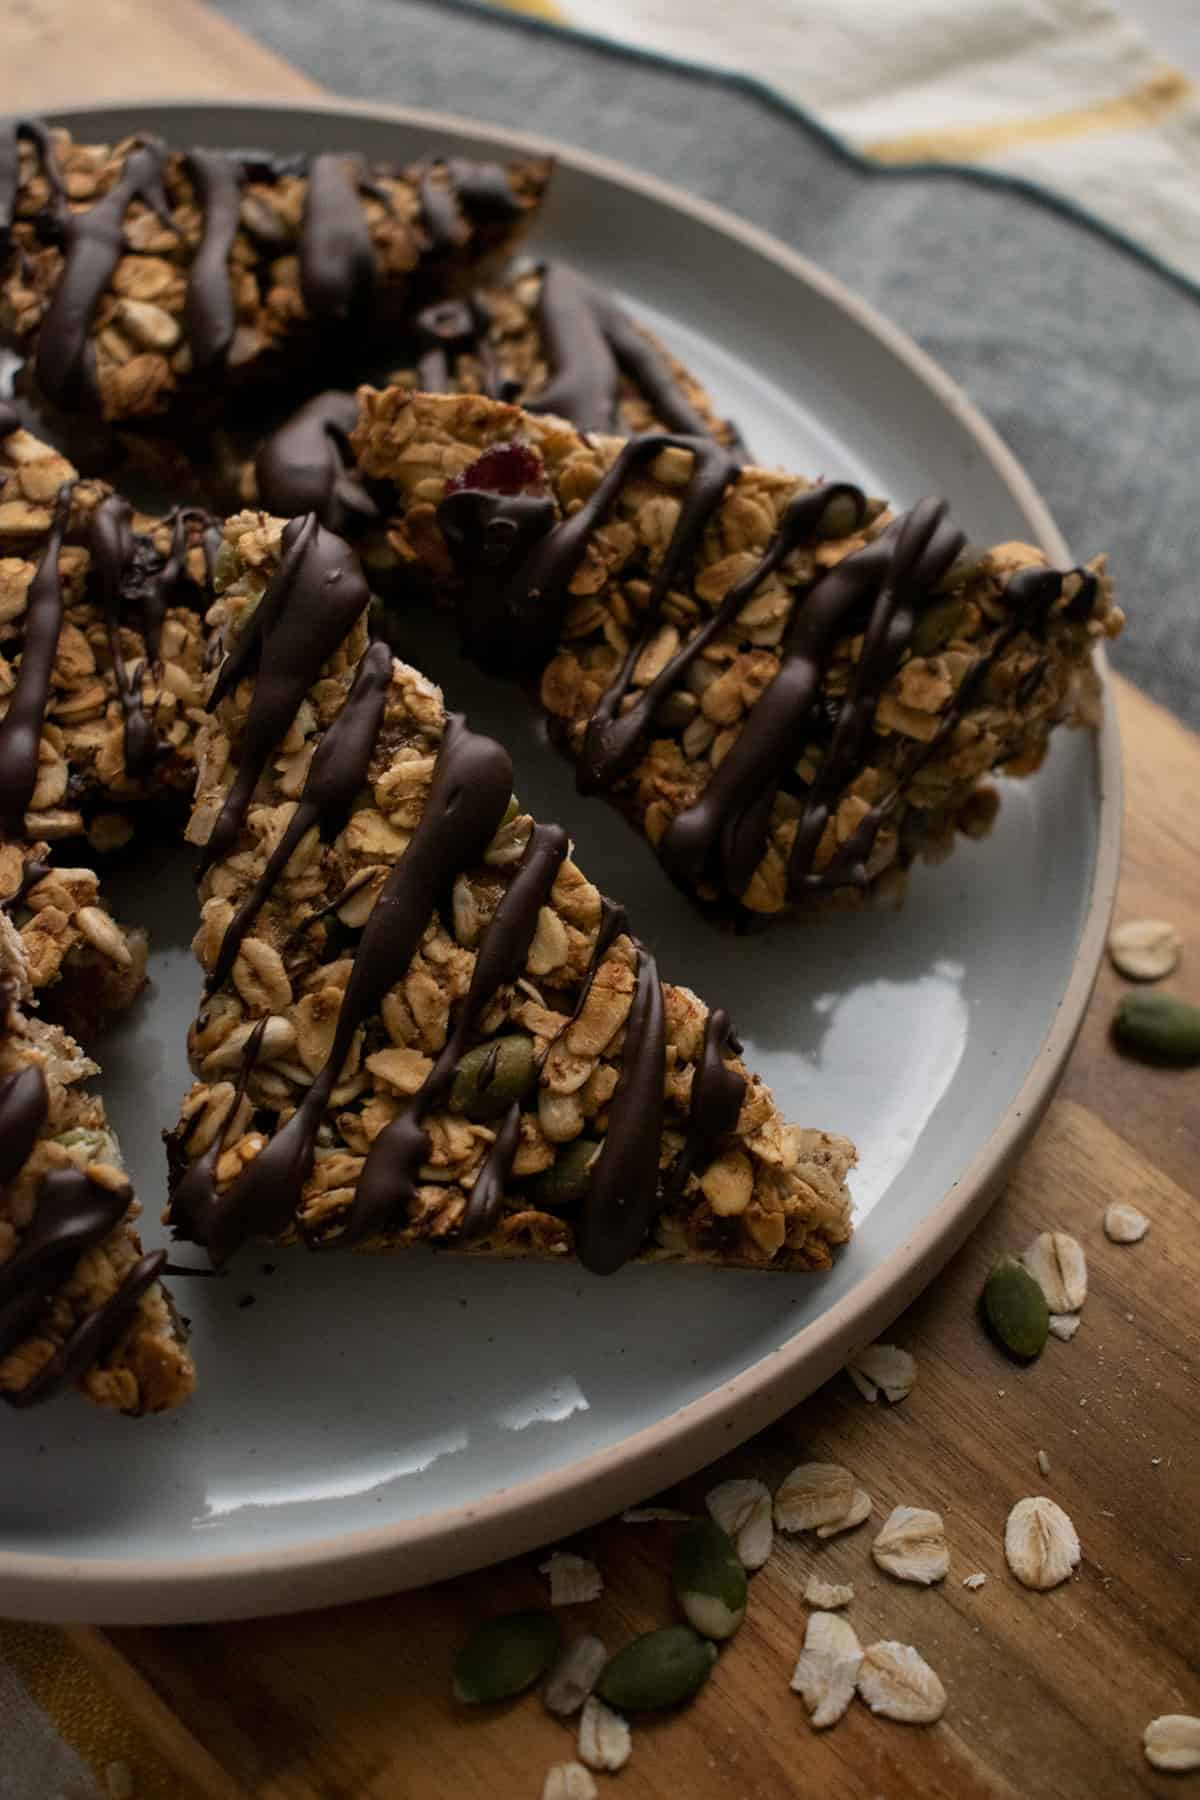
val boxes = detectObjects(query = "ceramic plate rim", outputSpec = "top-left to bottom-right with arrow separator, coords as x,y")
0,96 -> 1123,1621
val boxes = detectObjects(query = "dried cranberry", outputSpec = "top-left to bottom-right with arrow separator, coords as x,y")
445,441 -> 545,496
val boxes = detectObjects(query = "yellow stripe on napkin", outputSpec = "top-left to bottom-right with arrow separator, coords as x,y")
0,1620 -> 189,1798
868,67 -> 1192,164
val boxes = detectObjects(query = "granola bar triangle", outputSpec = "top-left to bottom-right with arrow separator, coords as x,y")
0,120 -> 551,428
0,908 -> 194,1412
166,511 -> 854,1274
351,390 -> 1122,924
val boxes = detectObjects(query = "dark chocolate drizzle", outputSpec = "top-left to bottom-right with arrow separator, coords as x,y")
254,391 -> 379,535
532,262 -> 728,442
205,637 -> 392,995
0,397 -> 19,437
89,496 -> 216,777
183,150 -> 243,369
0,119 -> 62,246
299,154 -> 374,324
0,1065 -> 49,1184
419,160 -> 522,255
663,1008 -> 745,1205
0,480 -> 75,835
414,295 -> 510,401
1,853 -> 53,914
198,512 -> 372,878
36,138 -> 175,405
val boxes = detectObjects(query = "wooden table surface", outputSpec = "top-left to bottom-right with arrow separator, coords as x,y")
6,6 -> 1199,1797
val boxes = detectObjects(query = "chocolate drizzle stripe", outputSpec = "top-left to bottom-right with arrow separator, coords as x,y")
663,1007 -> 745,1205
578,437 -> 739,791
0,119 -> 63,243
0,1065 -> 49,1184
90,495 -> 154,776
573,938 -> 666,1276
531,262 -> 725,442
184,150 -> 243,369
5,1248 -> 166,1411
0,480 -> 75,835
299,154 -> 375,324
35,138 -> 175,404
204,638 -> 393,995
254,391 -> 379,535
199,513 -> 372,878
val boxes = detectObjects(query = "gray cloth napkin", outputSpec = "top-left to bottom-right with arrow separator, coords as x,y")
216,0 -> 1200,725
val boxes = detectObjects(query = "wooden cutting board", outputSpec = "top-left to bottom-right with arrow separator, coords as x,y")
6,8 -> 1199,1797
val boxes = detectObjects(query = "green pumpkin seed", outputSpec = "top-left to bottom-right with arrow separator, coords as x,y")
1113,992 -> 1200,1063
910,597 -> 966,658
597,1626 -> 717,1712
453,1610 -> 560,1703
816,491 -> 864,541
212,540 -> 241,594
933,541 -> 989,594
672,1519 -> 747,1641
983,1257 -> 1049,1360
451,1033 -> 538,1121
528,1138 -> 600,1210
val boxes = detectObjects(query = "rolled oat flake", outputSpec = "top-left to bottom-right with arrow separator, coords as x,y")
1108,918 -> 1181,982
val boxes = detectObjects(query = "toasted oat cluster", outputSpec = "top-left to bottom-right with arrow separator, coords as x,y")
165,511 -> 854,1273
0,910 -> 194,1413
0,839 -> 147,1035
352,390 -> 1122,923
0,122 -> 551,428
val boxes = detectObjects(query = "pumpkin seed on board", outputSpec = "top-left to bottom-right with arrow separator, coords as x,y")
983,1257 -> 1049,1359
1113,992 -> 1200,1063
453,1611 -> 560,1703
672,1519 -> 747,1641
597,1627 -> 717,1711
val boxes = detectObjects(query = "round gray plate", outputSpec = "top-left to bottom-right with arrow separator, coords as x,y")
0,100 -> 1120,1624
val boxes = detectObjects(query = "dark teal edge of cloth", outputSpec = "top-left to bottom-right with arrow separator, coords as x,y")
444,0 -> 1200,309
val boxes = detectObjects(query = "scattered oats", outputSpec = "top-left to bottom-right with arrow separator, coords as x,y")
962,1572 -> 987,1591
1108,918 -> 1181,982
706,1478 -> 774,1569
621,1506 -> 689,1523
775,1462 -> 855,1533
1152,1457 -> 1162,1466
540,1552 -> 603,1605
578,1696 -> 631,1772
542,1765 -> 599,1800
871,1506 -> 949,1586
1022,1232 -> 1087,1313
857,1641 -> 947,1725
847,1343 -> 917,1405
997,1390 -> 1006,1398
817,1487 -> 873,1540
1037,1450 -> 1051,1477
790,1611 -> 863,1729
544,1635 -> 608,1716
804,1576 -> 854,1609
105,1766 -> 134,1800
1104,1202 -> 1150,1244
1048,1314 -> 1081,1342
1004,1496 -> 1081,1590
1143,1715 -> 1200,1773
